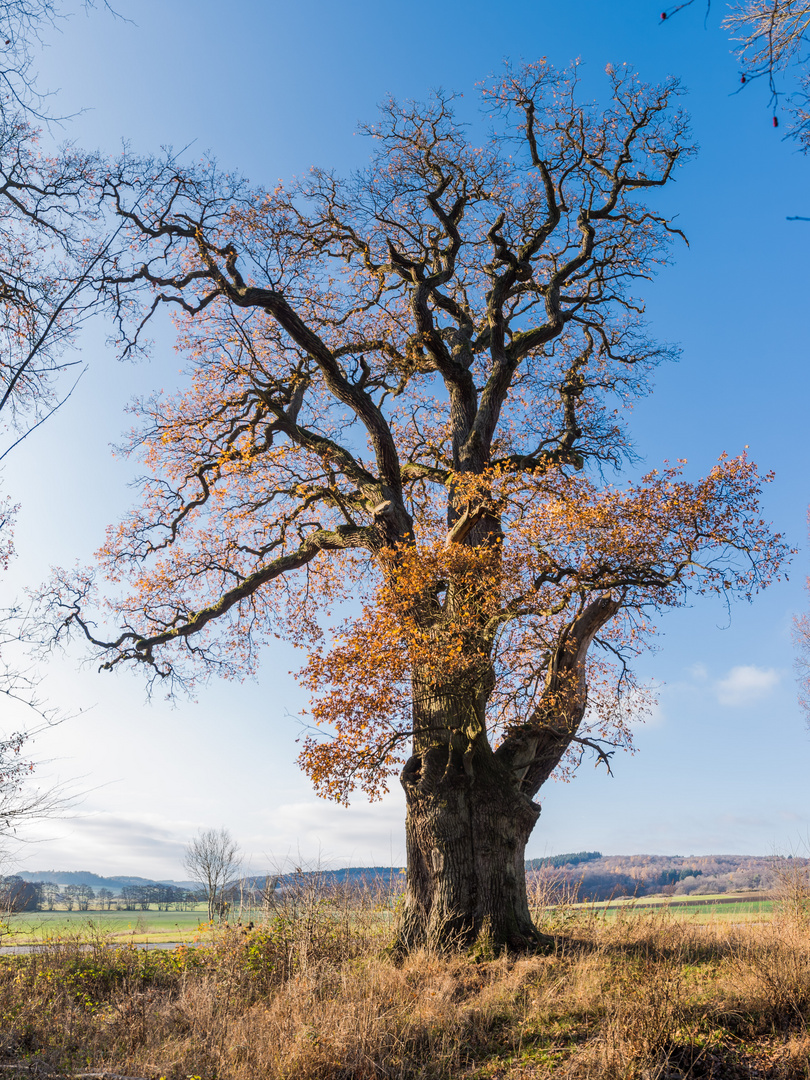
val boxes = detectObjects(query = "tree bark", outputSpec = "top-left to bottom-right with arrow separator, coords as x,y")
395,596 -> 620,953
397,739 -> 544,952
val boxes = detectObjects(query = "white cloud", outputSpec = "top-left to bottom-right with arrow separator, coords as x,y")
715,665 -> 781,707
252,790 -> 407,871
688,662 -> 709,683
10,812 -> 193,880
8,793 -> 410,880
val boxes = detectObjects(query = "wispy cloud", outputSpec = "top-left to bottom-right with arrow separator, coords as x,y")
10,796 -> 409,880
11,812 -> 193,879
253,792 -> 407,870
714,665 -> 781,707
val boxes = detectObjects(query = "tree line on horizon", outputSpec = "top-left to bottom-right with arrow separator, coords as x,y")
530,852 -> 810,901
0,876 -> 204,914
5,852 -> 803,913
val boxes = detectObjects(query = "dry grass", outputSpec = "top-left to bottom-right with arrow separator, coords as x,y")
1,879 -> 810,1079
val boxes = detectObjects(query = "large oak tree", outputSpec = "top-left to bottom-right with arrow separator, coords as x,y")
41,61 -> 787,950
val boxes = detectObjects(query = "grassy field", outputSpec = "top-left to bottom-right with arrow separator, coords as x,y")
1,905 -> 256,944
1,884 -> 810,1078
1,891 -> 777,945
0,904 -> 808,1077
574,891 -> 776,923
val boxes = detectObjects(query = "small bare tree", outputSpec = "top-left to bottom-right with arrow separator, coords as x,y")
183,827 -> 241,923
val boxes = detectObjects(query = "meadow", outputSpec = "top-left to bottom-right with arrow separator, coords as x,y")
577,892 -> 776,923
0,891 -> 774,951
1,881 -> 810,1079
2,907 -> 214,946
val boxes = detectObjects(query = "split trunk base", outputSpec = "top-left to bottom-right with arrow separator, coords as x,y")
396,743 -> 549,953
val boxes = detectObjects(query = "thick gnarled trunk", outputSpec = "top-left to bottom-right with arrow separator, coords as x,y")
395,597 -> 620,953
397,741 -> 543,952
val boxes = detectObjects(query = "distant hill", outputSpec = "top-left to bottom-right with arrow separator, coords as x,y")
17,855 -> 803,903
19,871 -> 198,892
525,853 -> 808,902
526,851 -> 602,870
16,868 -> 403,894
240,868 -> 403,893
275,867 -> 403,885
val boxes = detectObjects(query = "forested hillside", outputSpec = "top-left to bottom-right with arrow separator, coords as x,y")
530,853 -> 806,901
15,855 -> 804,908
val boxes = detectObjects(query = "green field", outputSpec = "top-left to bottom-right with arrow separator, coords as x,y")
1,905 -> 224,944
568,891 -> 775,922
1,891 -> 778,946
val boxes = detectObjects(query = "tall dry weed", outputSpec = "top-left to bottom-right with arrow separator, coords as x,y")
772,854 -> 810,929
3,890 -> 810,1078
725,919 -> 810,1030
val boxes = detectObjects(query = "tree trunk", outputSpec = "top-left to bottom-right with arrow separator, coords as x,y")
394,598 -> 621,953
396,739 -> 545,952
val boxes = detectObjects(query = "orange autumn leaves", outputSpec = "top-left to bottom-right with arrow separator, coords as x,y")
27,64 -> 791,817
299,454 -> 787,802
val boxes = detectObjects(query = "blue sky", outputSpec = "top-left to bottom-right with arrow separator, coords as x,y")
2,0 -> 809,878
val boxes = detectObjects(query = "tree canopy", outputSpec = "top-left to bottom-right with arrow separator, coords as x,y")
35,60 -> 789,948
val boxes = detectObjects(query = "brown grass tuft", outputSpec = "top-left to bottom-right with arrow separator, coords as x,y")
2,888 -> 810,1079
